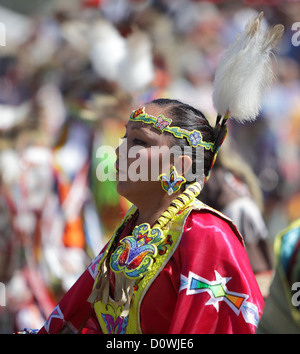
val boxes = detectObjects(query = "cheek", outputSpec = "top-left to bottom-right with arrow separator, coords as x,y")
126,147 -> 151,179
148,148 -> 172,179
119,142 -> 173,185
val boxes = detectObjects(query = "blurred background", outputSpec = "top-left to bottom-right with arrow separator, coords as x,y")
0,0 -> 299,333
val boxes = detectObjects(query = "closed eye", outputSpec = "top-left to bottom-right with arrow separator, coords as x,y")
120,134 -> 147,146
132,138 -> 147,146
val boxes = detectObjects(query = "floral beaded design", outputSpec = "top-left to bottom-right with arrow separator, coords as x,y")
158,166 -> 186,195
110,223 -> 165,279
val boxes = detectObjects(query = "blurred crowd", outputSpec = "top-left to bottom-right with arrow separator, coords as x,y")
0,0 -> 299,333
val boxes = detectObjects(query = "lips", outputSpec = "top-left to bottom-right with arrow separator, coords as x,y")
115,160 -> 119,173
115,160 -> 126,179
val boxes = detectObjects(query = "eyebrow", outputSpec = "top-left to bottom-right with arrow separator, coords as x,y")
125,124 -> 147,133
131,126 -> 144,131
126,123 -> 160,135
124,123 -> 140,130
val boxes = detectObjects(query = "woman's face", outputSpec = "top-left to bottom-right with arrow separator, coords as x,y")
115,104 -> 174,205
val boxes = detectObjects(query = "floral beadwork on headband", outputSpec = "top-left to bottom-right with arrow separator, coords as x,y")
130,107 -> 214,151
130,107 -> 172,132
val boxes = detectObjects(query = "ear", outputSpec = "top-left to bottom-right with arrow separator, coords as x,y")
174,155 -> 192,177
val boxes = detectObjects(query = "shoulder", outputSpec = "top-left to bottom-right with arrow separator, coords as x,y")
182,205 -> 244,248
276,218 -> 300,254
275,218 -> 300,278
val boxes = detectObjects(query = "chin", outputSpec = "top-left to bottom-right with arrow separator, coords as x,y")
116,179 -> 154,206
116,180 -> 135,201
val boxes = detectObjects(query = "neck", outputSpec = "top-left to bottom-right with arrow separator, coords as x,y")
135,192 -> 180,227
131,182 -> 202,229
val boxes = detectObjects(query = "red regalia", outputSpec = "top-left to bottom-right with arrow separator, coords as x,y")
38,202 -> 264,334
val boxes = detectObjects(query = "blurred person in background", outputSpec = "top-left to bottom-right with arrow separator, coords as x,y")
257,218 -> 300,333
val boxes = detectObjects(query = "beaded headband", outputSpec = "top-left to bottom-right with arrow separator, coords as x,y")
129,107 -> 214,151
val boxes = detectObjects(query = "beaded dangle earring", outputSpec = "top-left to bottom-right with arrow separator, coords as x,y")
158,166 -> 186,196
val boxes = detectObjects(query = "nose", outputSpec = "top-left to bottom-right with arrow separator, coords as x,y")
115,138 -> 127,159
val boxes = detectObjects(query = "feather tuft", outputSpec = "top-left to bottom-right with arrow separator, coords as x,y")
212,12 -> 284,122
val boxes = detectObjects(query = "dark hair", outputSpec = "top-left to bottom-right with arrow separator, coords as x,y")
149,98 -> 215,186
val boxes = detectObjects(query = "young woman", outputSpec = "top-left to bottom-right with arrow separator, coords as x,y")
37,99 -> 264,334
33,13 -> 283,334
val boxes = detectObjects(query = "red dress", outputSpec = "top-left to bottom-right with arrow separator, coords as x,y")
38,209 -> 264,334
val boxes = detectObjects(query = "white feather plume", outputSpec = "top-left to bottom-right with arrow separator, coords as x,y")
212,12 -> 284,122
